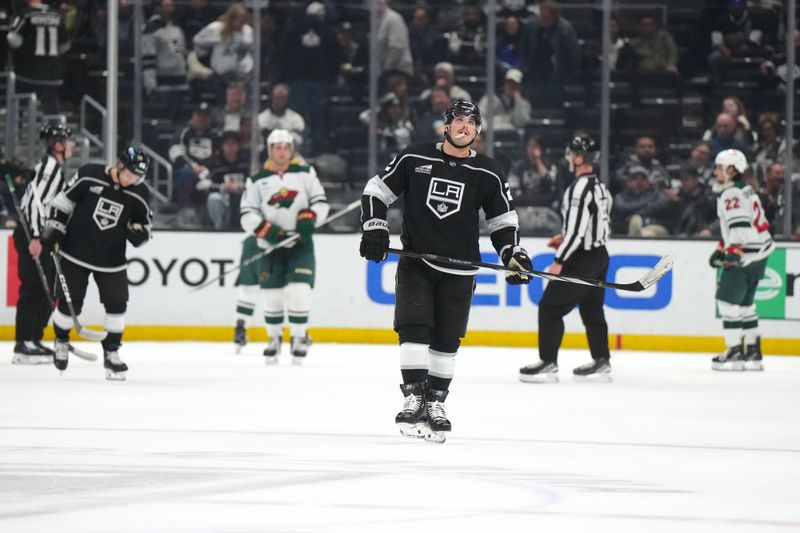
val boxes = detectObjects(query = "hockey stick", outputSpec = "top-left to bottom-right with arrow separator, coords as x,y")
49,251 -> 108,341
192,199 -> 362,291
387,248 -> 674,292
5,174 -> 99,359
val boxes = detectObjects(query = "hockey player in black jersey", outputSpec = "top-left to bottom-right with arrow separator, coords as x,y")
12,122 -> 73,364
360,100 -> 533,443
41,147 -> 153,380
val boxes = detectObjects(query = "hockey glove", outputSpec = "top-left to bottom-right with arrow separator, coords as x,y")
40,224 -> 65,248
708,241 -> 726,268
296,209 -> 317,240
360,219 -> 389,263
501,246 -> 532,285
722,244 -> 744,269
127,222 -> 150,247
255,220 -> 287,245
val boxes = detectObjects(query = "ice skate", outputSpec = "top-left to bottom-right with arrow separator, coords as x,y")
263,337 -> 281,365
12,342 -> 54,365
104,350 -> 128,381
712,345 -> 745,371
234,319 -> 247,354
290,335 -> 311,366
744,337 -> 763,371
395,382 -> 427,439
53,340 -> 69,373
573,357 -> 612,382
424,388 -> 451,444
519,360 -> 559,383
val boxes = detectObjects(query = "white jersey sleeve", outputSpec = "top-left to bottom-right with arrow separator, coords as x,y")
717,185 -> 774,264
240,174 -> 264,234
304,166 -> 330,223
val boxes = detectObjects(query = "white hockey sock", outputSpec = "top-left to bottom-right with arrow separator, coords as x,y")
428,348 -> 456,380
400,343 -> 429,371
104,313 -> 125,334
717,300 -> 743,348
741,304 -> 759,345
236,285 -> 260,323
286,282 -> 312,338
53,308 -> 73,332
262,288 -> 285,340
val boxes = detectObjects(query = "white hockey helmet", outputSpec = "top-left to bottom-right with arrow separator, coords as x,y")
714,149 -> 748,174
267,129 -> 294,151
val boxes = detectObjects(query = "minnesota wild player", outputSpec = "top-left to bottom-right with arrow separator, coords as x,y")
236,129 -> 329,364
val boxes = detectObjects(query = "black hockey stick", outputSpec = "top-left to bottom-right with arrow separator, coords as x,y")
192,199 -> 361,291
5,174 -> 99,359
387,248 -> 674,292
50,251 -> 108,342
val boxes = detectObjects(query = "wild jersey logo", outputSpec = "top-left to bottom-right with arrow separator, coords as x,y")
426,177 -> 464,219
92,198 -> 124,230
268,187 -> 298,208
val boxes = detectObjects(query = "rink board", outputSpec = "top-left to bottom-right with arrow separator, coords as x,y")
2,230 -> 799,353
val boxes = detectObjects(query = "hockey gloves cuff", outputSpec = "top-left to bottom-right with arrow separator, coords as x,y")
296,209 -> 317,240
255,220 -> 287,244
360,219 -> 389,263
708,241 -> 725,268
501,246 -> 532,285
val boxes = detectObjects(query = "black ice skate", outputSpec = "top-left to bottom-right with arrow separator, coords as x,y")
395,382 -> 427,439
744,337 -> 763,371
53,340 -> 69,373
234,319 -> 247,354
290,335 -> 311,366
12,341 -> 54,365
104,350 -> 128,381
519,360 -> 559,383
263,337 -> 281,365
425,388 -> 451,444
712,345 -> 745,372
573,357 -> 612,382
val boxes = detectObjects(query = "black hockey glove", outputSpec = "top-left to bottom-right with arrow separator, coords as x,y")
40,224 -> 65,248
127,221 -> 150,247
360,219 -> 389,263
501,246 -> 532,285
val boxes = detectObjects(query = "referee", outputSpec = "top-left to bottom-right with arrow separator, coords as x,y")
520,135 -> 613,382
12,122 -> 73,364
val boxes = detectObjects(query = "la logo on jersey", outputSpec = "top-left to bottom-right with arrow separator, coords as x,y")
93,198 -> 124,230
426,177 -> 464,219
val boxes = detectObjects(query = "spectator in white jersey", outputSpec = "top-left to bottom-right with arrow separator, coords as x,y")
12,122 -> 73,364
520,135 -> 613,383
142,0 -> 187,95
190,2 -> 253,93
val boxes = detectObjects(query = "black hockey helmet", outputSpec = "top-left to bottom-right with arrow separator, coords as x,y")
565,135 -> 600,163
443,99 -> 482,133
39,121 -> 72,142
119,145 -> 150,178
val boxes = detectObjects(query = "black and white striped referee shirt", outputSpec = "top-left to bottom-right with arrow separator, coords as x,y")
554,172 -> 612,263
21,154 -> 65,238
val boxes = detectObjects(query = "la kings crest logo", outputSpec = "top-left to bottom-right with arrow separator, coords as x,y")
93,198 -> 124,230
426,177 -> 464,219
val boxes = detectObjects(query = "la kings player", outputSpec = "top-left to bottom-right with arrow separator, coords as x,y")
41,147 -> 153,380
708,149 -> 774,371
240,129 -> 329,364
360,100 -> 533,443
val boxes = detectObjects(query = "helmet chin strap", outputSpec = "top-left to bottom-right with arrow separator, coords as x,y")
444,128 -> 475,150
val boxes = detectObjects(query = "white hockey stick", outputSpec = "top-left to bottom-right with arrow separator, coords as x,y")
192,199 -> 361,291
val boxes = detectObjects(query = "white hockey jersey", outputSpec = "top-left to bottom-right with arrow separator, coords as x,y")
717,183 -> 774,265
240,161 -> 330,244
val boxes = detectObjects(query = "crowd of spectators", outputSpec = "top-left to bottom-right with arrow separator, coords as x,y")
1,0 -> 799,239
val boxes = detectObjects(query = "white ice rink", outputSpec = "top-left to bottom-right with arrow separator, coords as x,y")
1,341 -> 799,533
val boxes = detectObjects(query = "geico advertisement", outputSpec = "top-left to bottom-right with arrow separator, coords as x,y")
1,231 -> 799,337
